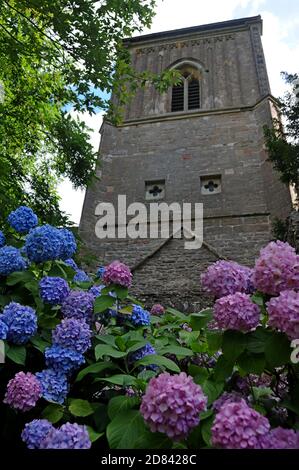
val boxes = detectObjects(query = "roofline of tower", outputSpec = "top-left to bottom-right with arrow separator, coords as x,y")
123,15 -> 262,46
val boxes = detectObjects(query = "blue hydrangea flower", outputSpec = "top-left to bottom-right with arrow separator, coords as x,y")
24,225 -> 62,263
52,318 -> 92,354
45,345 -> 85,375
7,206 -> 38,234
0,230 -> 5,248
21,419 -> 54,449
35,369 -> 69,404
39,276 -> 70,305
64,258 -> 78,271
58,229 -> 77,260
40,423 -> 91,449
0,319 -> 8,339
89,285 -> 105,298
73,270 -> 91,283
130,343 -> 156,362
1,302 -> 37,344
0,246 -> 27,276
130,304 -> 151,327
96,266 -> 106,279
61,290 -> 94,322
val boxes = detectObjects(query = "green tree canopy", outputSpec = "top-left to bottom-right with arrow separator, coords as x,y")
265,72 -> 299,199
0,1 -> 177,226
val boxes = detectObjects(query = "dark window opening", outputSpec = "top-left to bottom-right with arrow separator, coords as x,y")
188,79 -> 200,110
171,83 -> 184,112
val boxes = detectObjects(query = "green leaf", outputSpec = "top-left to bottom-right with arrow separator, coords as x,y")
251,292 -> 265,306
96,375 -> 137,387
265,332 -> 291,368
190,309 -> 213,330
42,404 -> 64,424
106,410 -> 147,449
135,354 -> 180,373
222,330 -> 247,362
158,345 -> 193,357
126,340 -> 149,354
95,344 -> 127,361
247,327 -> 271,353
238,352 -> 265,374
201,380 -> 224,405
108,396 -> 140,420
115,336 -> 126,352
38,316 -> 60,329
201,416 -> 214,446
30,336 -> 50,353
112,285 -> 128,300
206,330 -> 223,353
86,426 -> 104,443
69,399 -> 94,417
252,386 -> 273,400
165,307 -> 188,321
135,431 -> 172,449
6,271 -> 34,286
94,295 -> 115,313
75,361 -> 118,382
213,355 -> 234,382
6,345 -> 26,365
95,334 -> 116,347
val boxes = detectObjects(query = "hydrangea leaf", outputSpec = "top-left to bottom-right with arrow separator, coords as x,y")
107,395 -> 140,420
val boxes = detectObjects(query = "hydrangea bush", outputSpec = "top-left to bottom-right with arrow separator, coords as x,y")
1,206 -> 299,449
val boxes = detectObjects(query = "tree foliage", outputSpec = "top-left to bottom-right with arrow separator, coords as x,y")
265,72 -> 299,198
0,1 -> 178,225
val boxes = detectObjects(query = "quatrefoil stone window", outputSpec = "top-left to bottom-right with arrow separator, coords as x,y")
200,176 -> 222,195
145,180 -> 165,201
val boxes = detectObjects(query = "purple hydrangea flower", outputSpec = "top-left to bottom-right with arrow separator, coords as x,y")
150,304 -> 165,316
21,419 -> 54,449
39,422 -> 91,449
64,258 -> 78,271
58,229 -> 77,260
181,323 -> 192,332
73,270 -> 91,283
212,391 -> 245,412
260,427 -> 299,449
39,276 -> 70,305
0,246 -> 27,276
52,318 -> 92,354
35,369 -> 68,404
4,372 -> 41,411
0,230 -> 5,248
211,399 -> 270,449
24,225 -> 62,263
140,372 -> 207,441
103,260 -> 132,288
267,290 -> 299,340
1,302 -> 37,344
213,292 -> 260,332
131,304 -> 150,327
61,290 -> 94,322
96,266 -> 106,279
201,260 -> 254,298
253,241 -> 299,295
45,345 -> 85,375
89,284 -> 105,298
0,319 -> 8,339
7,206 -> 38,234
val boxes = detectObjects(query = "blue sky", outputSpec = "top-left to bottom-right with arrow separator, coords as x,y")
59,0 -> 299,224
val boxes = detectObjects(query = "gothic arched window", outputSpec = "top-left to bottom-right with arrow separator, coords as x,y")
171,65 -> 201,112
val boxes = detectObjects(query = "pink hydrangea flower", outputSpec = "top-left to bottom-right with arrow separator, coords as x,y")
140,372 -> 207,441
253,241 -> 299,295
102,260 -> 132,288
150,304 -> 165,315
260,427 -> 299,449
267,290 -> 299,340
4,372 -> 41,412
212,399 -> 270,449
213,292 -> 260,332
201,260 -> 253,298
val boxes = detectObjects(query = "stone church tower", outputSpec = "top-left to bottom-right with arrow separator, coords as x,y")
79,15 -> 291,311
